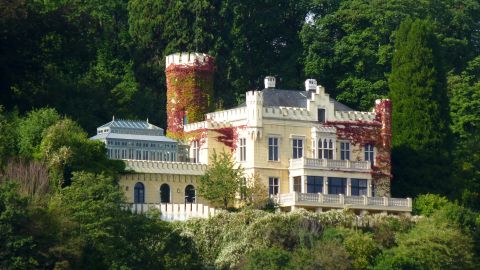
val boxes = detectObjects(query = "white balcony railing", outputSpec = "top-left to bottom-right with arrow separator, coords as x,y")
273,192 -> 412,212
289,157 -> 371,171
128,203 -> 216,221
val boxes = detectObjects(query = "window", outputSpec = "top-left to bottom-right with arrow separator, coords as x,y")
293,176 -> 301,192
292,139 -> 303,159
128,149 -> 134,159
328,177 -> 346,195
185,185 -> 195,203
121,149 -> 127,159
318,108 -> 326,123
142,150 -> 149,160
192,141 -> 199,163
160,184 -> 170,203
239,138 -> 246,161
268,137 -> 279,161
318,139 -> 333,159
307,176 -> 323,193
365,144 -> 374,163
134,182 -> 145,203
351,179 -> 368,196
269,177 -> 279,196
340,142 -> 350,160
135,150 -> 141,160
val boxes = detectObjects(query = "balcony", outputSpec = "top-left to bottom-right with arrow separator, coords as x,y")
273,192 -> 412,213
289,157 -> 371,172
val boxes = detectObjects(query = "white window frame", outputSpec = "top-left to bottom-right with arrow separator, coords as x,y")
340,142 -> 350,160
269,177 -> 280,196
365,144 -> 375,164
292,138 -> 304,159
238,138 -> 246,162
268,136 -> 279,161
318,138 -> 334,159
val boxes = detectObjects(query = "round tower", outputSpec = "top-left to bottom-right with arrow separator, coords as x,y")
165,52 -> 215,139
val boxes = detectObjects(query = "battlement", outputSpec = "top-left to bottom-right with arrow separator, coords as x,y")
263,106 -> 311,121
206,106 -> 248,123
333,111 -> 376,122
165,52 -> 213,68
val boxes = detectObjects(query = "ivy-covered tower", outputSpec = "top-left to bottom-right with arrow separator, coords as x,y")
165,52 -> 215,140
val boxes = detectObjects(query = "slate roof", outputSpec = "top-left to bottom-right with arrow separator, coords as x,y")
237,88 -> 354,111
90,133 -> 176,143
99,119 -> 163,130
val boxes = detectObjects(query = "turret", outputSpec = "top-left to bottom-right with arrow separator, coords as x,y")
165,52 -> 215,139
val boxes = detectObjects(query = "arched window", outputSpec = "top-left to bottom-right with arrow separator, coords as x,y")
160,184 -> 170,203
134,182 -> 145,203
185,185 -> 196,203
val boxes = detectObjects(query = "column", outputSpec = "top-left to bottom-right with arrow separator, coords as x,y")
323,178 -> 328,195
367,179 -> 372,197
301,175 -> 306,193
346,178 -> 351,196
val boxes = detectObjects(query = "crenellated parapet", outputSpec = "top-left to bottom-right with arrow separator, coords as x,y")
205,107 -> 248,123
333,111 -> 377,122
165,52 -> 213,68
263,106 -> 311,121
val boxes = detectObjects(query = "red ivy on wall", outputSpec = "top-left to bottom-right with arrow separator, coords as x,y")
325,100 -> 392,194
185,125 -> 246,151
165,57 -> 215,140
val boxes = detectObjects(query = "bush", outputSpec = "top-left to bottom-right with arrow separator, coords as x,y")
413,194 -> 450,216
244,247 -> 291,270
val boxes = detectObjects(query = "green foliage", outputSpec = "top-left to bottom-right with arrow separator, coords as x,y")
0,182 -> 37,269
413,194 -> 450,216
244,247 -> 292,270
448,56 -> 480,210
17,107 -> 61,159
52,172 -> 201,269
198,151 -> 243,208
302,0 -> 480,110
0,108 -> 18,165
374,218 -> 476,270
389,18 -> 451,197
39,118 -> 124,186
289,241 -> 351,270
176,209 -> 416,269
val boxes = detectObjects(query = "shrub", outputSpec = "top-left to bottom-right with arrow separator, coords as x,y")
413,194 -> 450,216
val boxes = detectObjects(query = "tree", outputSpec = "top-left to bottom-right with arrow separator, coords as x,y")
389,18 -> 451,197
39,118 -> 124,187
198,151 -> 243,209
374,218 -> 475,270
448,56 -> 480,210
0,107 -> 17,165
241,173 -> 270,209
52,171 -> 201,269
301,0 -> 480,110
0,182 -> 37,269
17,107 -> 60,159
244,247 -> 292,270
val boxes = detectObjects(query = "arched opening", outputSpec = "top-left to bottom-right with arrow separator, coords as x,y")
134,182 -> 145,203
185,185 -> 196,203
160,184 -> 170,203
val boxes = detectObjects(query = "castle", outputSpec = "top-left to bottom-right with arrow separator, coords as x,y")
95,52 -> 411,218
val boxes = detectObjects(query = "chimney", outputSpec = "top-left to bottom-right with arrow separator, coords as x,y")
264,76 -> 276,89
305,79 -> 317,92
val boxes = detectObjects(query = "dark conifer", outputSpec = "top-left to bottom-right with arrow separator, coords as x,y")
389,18 -> 451,197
